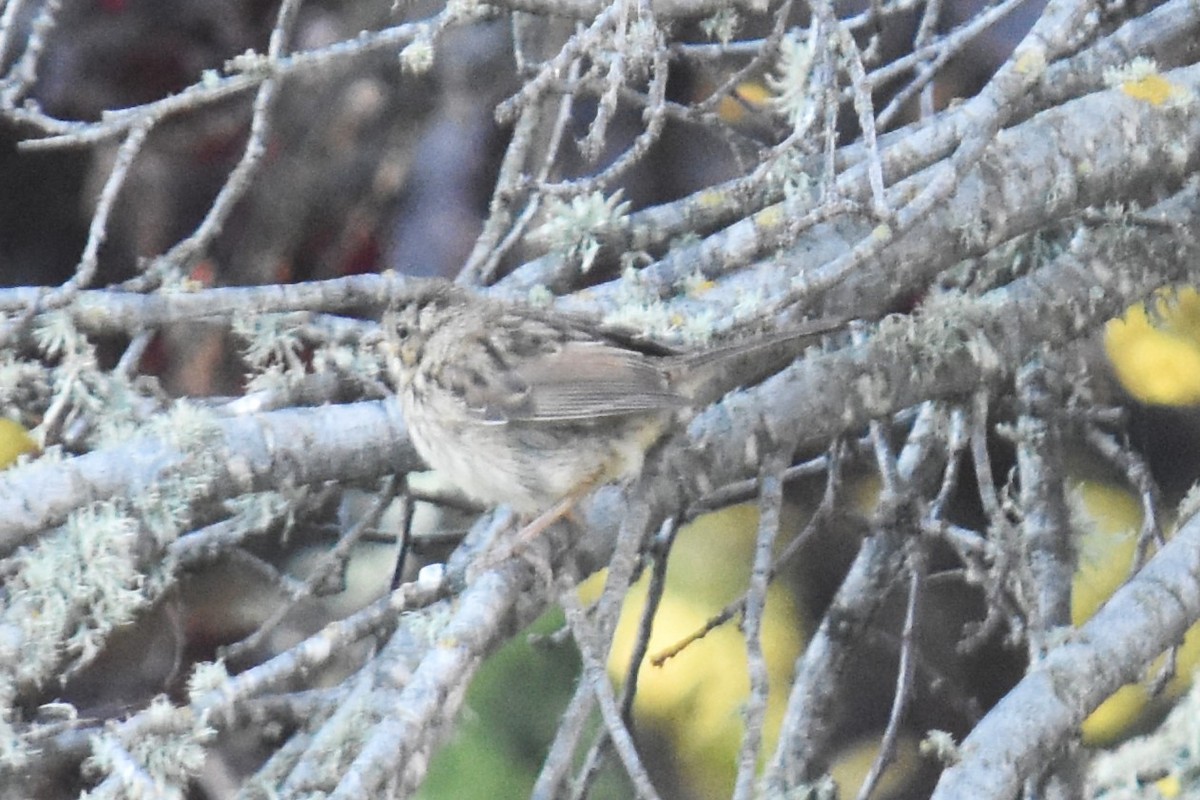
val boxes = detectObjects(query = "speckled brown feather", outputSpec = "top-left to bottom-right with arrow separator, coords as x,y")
383,283 -> 840,512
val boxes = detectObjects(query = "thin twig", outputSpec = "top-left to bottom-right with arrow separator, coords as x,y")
856,542 -> 925,800
732,451 -> 787,800
563,590 -> 664,800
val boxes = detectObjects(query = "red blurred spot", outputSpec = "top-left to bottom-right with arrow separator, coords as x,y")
192,126 -> 250,166
189,259 -> 216,287
273,258 -> 294,283
338,230 -> 381,276
139,331 -> 168,376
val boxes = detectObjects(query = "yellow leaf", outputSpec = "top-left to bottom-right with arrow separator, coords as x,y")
717,81 -> 770,123
1105,288 -> 1200,406
0,418 -> 37,469
1071,481 -> 1139,626
1072,479 -> 1200,745
1156,774 -> 1182,798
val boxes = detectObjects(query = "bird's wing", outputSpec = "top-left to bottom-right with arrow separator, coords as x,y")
441,337 -> 686,423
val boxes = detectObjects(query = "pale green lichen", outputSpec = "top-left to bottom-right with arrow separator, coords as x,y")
243,363 -> 292,394
33,310 -> 91,362
1087,674 -> 1200,797
533,190 -> 631,273
763,151 -> 814,196
0,391 -> 235,699
130,485 -> 191,547
699,8 -> 741,45
225,49 -> 270,77
312,339 -> 382,384
767,31 -> 815,129
1,501 -> 142,687
223,490 -> 294,533
186,660 -> 231,702
623,17 -> 661,71
919,729 -> 961,764
444,0 -> 480,20
526,284 -> 554,308
82,697 -> 213,799
0,353 -> 49,412
150,400 -> 223,454
400,37 -> 434,74
234,313 -> 306,370
1102,57 -> 1160,88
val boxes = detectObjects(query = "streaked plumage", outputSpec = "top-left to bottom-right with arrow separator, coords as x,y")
383,283 -> 835,513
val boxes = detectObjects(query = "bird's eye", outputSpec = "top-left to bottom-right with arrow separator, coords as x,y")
395,323 -> 411,340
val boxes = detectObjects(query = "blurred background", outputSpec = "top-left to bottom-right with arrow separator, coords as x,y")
3,0 -> 1199,797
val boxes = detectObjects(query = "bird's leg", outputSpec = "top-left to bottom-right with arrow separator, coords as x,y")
472,476 -> 600,578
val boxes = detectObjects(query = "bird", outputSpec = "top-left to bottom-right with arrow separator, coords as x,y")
381,281 -> 840,520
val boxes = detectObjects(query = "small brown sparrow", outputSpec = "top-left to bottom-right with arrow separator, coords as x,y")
382,282 -> 837,515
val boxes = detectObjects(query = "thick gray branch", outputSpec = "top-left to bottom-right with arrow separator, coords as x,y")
930,509 -> 1200,799
0,400 -> 419,553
